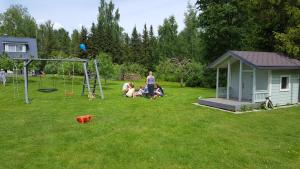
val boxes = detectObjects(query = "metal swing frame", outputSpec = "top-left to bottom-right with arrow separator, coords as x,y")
12,58 -> 104,104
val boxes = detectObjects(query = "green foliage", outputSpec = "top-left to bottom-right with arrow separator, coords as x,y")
0,55 -> 13,70
93,0 -> 124,63
185,61 -> 204,87
2,0 -> 299,89
156,59 -> 176,81
112,64 -> 122,80
142,24 -> 151,70
1,79 -> 300,169
37,21 -> 56,58
87,23 -> 99,58
275,25 -> 300,59
156,58 -> 193,87
158,16 -> 179,59
79,26 -> 89,59
54,28 -> 71,55
96,53 -> 114,84
129,26 -> 143,63
197,0 -> 243,63
0,5 -> 37,37
70,29 -> 80,58
196,0 -> 300,62
178,3 -> 203,61
44,61 -> 83,75
120,63 -> 147,79
273,2 -> 300,59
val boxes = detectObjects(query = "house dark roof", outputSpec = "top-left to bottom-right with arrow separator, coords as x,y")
210,50 -> 300,69
0,36 -> 38,59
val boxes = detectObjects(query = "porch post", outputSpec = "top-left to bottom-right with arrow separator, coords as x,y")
252,68 -> 256,103
227,60 -> 231,99
23,60 -> 29,104
216,67 -> 219,98
238,60 -> 243,101
268,70 -> 272,97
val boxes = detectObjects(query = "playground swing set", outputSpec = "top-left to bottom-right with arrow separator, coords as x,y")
37,62 -> 75,96
12,57 -> 104,104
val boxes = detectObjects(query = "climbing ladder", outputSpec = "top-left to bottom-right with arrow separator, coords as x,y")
82,59 -> 104,99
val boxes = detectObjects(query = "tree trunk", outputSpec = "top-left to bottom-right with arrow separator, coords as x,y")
180,77 -> 184,87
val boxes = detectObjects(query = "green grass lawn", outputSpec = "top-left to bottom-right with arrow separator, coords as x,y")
0,76 -> 300,169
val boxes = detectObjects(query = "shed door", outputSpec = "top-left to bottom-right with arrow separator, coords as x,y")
242,72 -> 253,101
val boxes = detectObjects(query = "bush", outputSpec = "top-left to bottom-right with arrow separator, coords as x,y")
112,64 -> 122,80
155,59 -> 177,82
44,61 -> 83,75
119,63 -> 147,80
95,53 -> 114,84
185,61 -> 204,87
0,55 -> 13,70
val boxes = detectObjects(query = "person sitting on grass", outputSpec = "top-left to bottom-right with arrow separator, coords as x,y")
126,83 -> 135,98
155,83 -> 164,97
122,82 -> 132,95
134,86 -> 145,97
0,69 -> 6,86
153,83 -> 164,99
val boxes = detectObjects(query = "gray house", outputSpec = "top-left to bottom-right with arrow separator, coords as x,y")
199,51 -> 300,111
0,35 -> 38,59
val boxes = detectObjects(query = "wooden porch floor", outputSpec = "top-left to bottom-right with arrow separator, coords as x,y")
198,98 -> 260,112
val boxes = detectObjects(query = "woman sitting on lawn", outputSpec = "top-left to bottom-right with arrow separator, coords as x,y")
133,86 -> 145,97
122,82 -> 132,94
153,83 -> 164,99
125,83 -> 135,97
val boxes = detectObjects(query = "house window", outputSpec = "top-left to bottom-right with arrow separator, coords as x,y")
4,43 -> 27,53
280,76 -> 290,91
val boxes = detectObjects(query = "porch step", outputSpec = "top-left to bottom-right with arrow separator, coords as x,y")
199,99 -> 237,111
198,98 -> 260,112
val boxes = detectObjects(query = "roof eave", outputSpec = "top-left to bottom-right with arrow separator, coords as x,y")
209,51 -> 258,69
257,66 -> 300,70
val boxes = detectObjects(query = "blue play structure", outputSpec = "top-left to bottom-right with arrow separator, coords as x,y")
80,43 -> 87,52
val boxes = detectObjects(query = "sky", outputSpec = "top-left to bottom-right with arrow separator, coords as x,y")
0,0 -> 197,35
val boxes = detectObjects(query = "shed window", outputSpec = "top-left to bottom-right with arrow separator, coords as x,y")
4,43 -> 27,52
280,76 -> 290,91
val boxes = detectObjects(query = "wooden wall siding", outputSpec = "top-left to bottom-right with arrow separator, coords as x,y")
242,64 -> 252,70
229,61 -> 266,100
230,61 -> 240,99
271,70 -> 299,105
256,69 -> 268,91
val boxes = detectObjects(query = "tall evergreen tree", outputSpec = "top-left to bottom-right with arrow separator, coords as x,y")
142,24 -> 152,70
94,0 -> 124,63
37,21 -> 56,58
70,29 -> 80,58
54,28 -> 70,56
178,3 -> 202,61
149,25 -> 159,67
158,16 -> 179,59
122,33 -> 131,63
37,21 -> 57,69
79,26 -> 89,59
87,23 -> 99,58
130,26 -> 143,63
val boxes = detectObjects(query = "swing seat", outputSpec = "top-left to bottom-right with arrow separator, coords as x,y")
38,88 -> 58,93
64,91 -> 74,96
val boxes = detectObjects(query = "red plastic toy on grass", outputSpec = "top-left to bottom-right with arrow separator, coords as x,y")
76,115 -> 92,124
